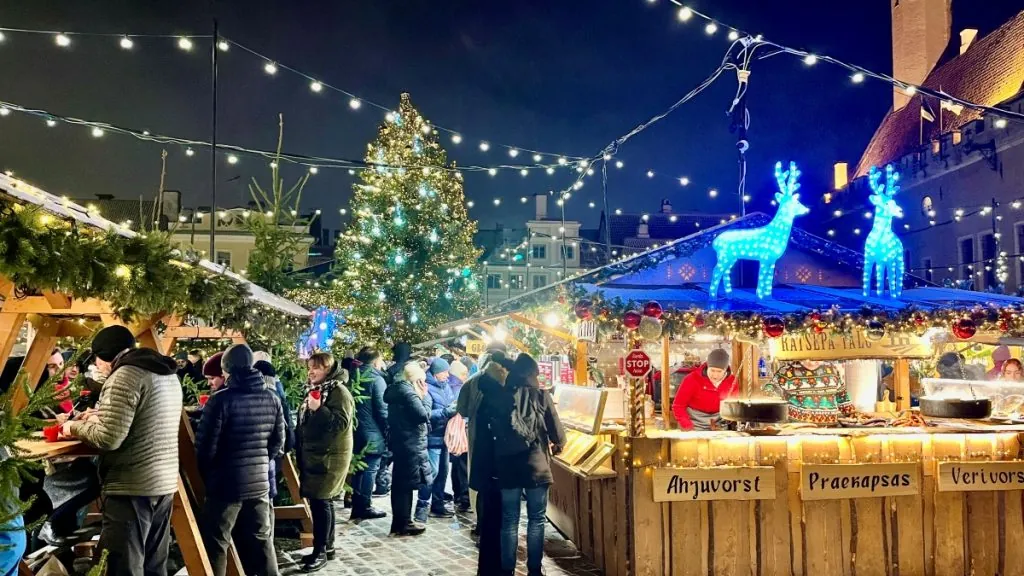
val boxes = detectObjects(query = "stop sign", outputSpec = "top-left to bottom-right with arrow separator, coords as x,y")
624,350 -> 652,377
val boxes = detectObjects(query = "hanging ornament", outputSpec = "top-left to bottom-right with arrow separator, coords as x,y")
692,314 -> 706,328
865,320 -> 885,342
638,316 -> 663,340
913,313 -> 926,327
599,307 -> 611,320
643,301 -> 663,319
952,318 -> 977,340
813,321 -> 826,334
762,316 -> 785,338
623,311 -> 642,331
1000,320 -> 1010,333
809,311 -> 822,324
574,299 -> 593,320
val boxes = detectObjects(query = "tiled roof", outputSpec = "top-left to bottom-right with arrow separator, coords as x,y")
604,212 -> 728,247
855,10 -> 1024,177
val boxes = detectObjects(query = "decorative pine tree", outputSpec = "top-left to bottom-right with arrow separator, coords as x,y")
330,93 -> 481,348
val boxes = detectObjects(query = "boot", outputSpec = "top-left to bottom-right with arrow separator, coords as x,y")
390,521 -> 426,536
430,501 -> 455,518
301,552 -> 328,573
414,500 -> 429,524
350,495 -> 387,520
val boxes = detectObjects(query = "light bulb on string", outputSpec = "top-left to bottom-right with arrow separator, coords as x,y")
91,127 -> 104,138
487,168 -> 497,176
177,37 -> 193,51
678,6 -> 693,21
45,118 -> 57,127
217,40 -> 229,52
479,141 -> 490,152
904,85 -> 916,96
55,34 -> 71,47
119,36 -> 134,50
264,61 -> 278,75
558,157 -> 567,165
493,198 -> 501,206
546,167 -> 555,175
520,169 -> 528,177
851,72 -> 865,83
728,30 -> 739,41
508,148 -> 519,158
227,154 -> 238,165
0,32 -> 5,42
309,166 -> 318,174
995,118 -> 1008,129
705,22 -> 718,35
185,147 -> 195,157
533,154 -> 542,162
679,177 -> 690,186
615,160 -> 624,169
709,188 -> 718,198
647,170 -> 654,178
310,80 -> 323,93
451,133 -> 462,144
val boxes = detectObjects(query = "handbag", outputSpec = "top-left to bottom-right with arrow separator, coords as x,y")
444,413 -> 469,456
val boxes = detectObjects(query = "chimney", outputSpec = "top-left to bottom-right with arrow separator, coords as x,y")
959,29 -> 978,54
534,193 -> 547,220
661,198 -> 673,213
637,222 -> 649,239
891,0 -> 952,111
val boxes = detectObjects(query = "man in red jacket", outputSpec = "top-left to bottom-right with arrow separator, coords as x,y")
671,349 -> 737,430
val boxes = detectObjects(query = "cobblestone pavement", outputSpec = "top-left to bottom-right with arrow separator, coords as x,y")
275,494 -> 601,576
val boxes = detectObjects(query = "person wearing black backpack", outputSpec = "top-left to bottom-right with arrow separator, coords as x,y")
494,353 -> 567,576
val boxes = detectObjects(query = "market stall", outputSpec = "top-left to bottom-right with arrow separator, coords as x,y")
439,163 -> 1024,576
0,173 -> 311,576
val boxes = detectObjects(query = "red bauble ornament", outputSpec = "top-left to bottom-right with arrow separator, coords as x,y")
623,311 -> 643,330
762,316 -> 785,338
914,314 -> 926,326
574,299 -> 593,320
1000,321 -> 1010,332
693,314 -> 706,328
643,301 -> 663,319
813,322 -> 826,334
952,318 -> 977,340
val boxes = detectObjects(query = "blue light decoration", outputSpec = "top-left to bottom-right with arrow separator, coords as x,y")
862,164 -> 904,298
413,135 -> 424,154
297,306 -> 349,359
709,161 -> 810,300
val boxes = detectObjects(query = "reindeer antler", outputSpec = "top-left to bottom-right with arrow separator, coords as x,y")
774,161 -> 801,196
869,164 -> 901,198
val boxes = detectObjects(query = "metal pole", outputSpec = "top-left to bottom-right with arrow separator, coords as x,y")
560,199 -> 568,277
209,15 -> 220,258
991,197 -> 999,291
601,160 -> 611,263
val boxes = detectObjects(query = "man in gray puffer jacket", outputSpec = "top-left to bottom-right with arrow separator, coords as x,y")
62,325 -> 183,576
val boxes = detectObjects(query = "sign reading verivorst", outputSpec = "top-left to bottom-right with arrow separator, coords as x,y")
652,467 -> 776,502
624,350 -> 651,378
768,330 -> 932,361
937,461 -> 1024,492
800,463 -> 920,500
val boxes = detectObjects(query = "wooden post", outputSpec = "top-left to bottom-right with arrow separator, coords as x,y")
172,477 -> 214,576
282,453 -> 315,547
731,340 -> 747,395
894,358 -> 912,411
575,340 -> 588,385
0,312 -> 26,368
11,319 -> 59,413
661,335 -> 672,429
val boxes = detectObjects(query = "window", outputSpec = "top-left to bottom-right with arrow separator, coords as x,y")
532,275 -> 548,289
922,258 -> 933,283
215,251 -> 232,268
561,245 -> 575,260
980,233 -> 997,289
531,245 -> 546,260
958,237 -> 974,281
509,274 -> 525,290
486,274 -> 501,289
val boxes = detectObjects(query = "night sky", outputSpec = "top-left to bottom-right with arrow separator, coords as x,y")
0,1 -> 1019,232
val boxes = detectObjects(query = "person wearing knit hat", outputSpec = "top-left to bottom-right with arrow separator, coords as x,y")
446,359 -> 471,513
203,352 -> 226,391
196,344 -> 285,576
418,356 -> 458,521
253,351 -> 272,365
61,324 -> 182,576
429,358 -> 450,379
670,349 -> 738,431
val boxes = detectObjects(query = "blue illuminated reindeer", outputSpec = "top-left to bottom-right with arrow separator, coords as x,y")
709,161 -> 810,300
862,164 -> 904,298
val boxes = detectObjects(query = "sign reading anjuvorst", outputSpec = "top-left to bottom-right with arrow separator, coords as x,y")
652,467 -> 776,502
769,330 -> 932,361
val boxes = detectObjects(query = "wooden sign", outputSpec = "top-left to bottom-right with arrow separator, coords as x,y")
652,467 -> 776,502
800,463 -> 920,500
937,461 -> 1024,492
768,330 -> 932,361
465,339 -> 486,356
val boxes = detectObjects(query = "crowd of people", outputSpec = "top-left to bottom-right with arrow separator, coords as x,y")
6,327 -> 566,576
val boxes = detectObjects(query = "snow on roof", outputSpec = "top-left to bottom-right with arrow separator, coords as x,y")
0,173 -> 309,318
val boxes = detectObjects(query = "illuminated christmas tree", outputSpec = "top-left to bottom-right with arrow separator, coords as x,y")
330,93 -> 481,347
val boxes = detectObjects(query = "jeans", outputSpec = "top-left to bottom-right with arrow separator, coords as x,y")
99,494 -> 173,576
500,486 -> 548,573
308,498 -> 336,555
201,495 -> 277,576
417,445 -> 448,508
352,453 -> 382,506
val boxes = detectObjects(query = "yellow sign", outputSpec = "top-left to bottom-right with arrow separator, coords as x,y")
652,467 -> 776,502
801,463 -> 920,500
465,339 -> 485,356
769,330 -> 932,361
937,461 -> 1024,492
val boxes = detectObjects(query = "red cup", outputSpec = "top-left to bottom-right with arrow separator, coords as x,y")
309,389 -> 322,401
42,425 -> 61,443
198,394 -> 210,407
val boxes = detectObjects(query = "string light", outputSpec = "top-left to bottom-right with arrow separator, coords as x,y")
728,30 -> 739,41
55,34 -> 71,47
119,36 -> 134,50
185,147 -> 195,156
520,169 -> 528,177
493,198 -> 501,206
217,40 -> 229,52
677,6 -> 693,21
90,127 -> 104,138
708,188 -> 718,198
851,72 -> 865,83
177,37 -> 193,51
348,97 -> 361,110
310,80 -> 323,93
803,54 -> 817,66
508,148 -> 519,158
679,177 -> 690,186
264,61 -> 278,75
533,154 -> 542,162
705,22 -> 718,35
479,141 -> 490,152
45,118 -> 56,127
309,166 -> 318,174
615,160 -> 624,169
904,85 -> 916,96
646,170 -> 654,178
227,154 -> 239,164
995,118 -> 1008,129
487,168 -> 497,176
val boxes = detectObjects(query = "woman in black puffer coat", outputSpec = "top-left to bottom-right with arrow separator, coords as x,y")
196,344 -> 286,576
383,361 -> 432,536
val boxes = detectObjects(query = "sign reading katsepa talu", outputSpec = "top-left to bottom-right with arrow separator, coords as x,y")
800,463 -> 920,500
652,467 -> 776,502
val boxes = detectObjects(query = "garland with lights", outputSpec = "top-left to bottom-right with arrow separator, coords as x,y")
529,284 -> 1024,343
0,202 -> 306,342
311,94 -> 482,349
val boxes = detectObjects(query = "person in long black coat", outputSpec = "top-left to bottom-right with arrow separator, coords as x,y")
350,348 -> 389,520
196,344 -> 286,576
383,361 -> 431,536
375,342 -> 412,496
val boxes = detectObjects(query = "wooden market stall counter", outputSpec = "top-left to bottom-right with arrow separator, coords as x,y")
573,424 -> 1024,576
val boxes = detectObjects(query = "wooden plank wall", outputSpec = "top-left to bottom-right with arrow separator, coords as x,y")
608,433 -> 1024,576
